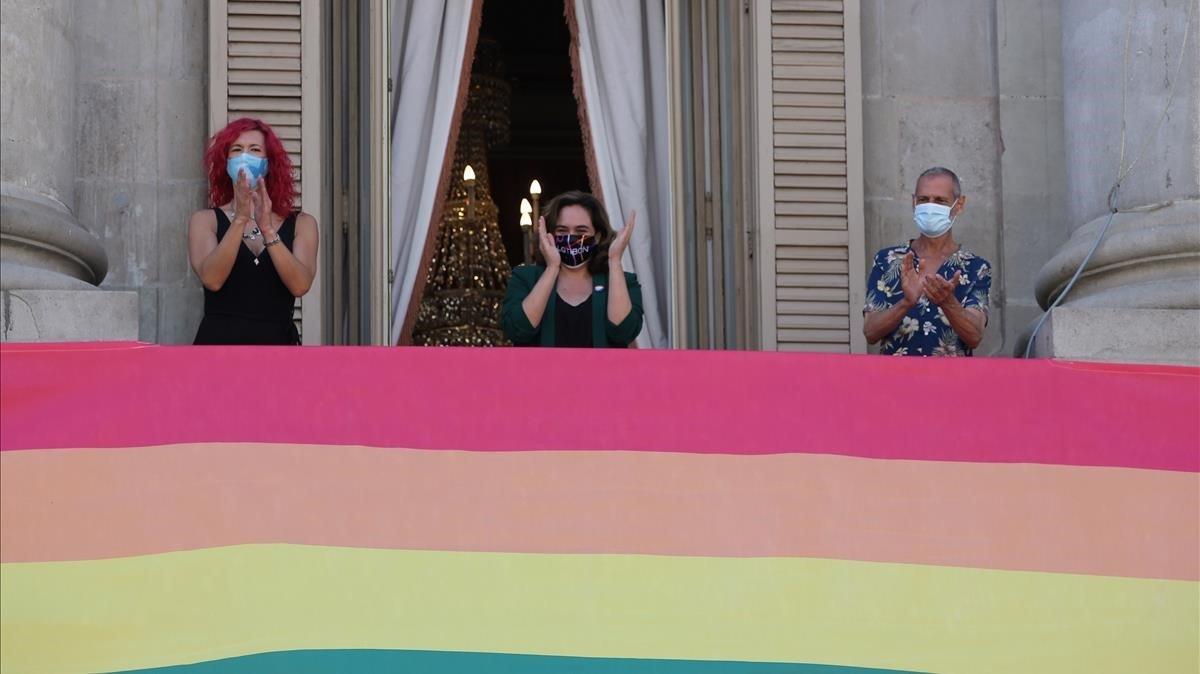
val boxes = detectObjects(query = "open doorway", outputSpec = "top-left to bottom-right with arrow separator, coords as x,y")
389,0 -> 676,348
481,0 -> 589,268
404,0 -> 590,346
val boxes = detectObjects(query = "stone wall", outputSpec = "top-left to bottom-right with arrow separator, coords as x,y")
996,0 -> 1070,351
74,0 -> 209,343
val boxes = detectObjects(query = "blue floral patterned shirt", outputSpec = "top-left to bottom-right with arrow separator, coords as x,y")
863,243 -> 992,356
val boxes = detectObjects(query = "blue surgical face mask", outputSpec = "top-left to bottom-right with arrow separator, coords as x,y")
914,199 -> 958,238
226,152 -> 268,189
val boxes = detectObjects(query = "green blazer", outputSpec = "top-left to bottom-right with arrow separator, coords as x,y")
501,264 -> 644,347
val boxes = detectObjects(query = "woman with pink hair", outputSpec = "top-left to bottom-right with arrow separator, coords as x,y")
187,117 -> 318,345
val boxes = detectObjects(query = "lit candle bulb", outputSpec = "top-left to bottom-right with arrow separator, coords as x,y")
520,212 -> 534,264
529,179 -> 541,232
463,165 -> 476,221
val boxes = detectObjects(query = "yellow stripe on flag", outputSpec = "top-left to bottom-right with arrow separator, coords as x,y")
2,544 -> 1196,674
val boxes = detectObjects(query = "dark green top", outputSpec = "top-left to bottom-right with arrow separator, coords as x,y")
501,264 -> 644,348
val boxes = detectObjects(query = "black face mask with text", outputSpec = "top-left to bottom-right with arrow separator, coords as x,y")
554,233 -> 596,268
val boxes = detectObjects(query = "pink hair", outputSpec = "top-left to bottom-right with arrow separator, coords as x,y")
204,117 -> 295,216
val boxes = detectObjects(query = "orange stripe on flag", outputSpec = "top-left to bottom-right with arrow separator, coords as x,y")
3,443 -> 1196,580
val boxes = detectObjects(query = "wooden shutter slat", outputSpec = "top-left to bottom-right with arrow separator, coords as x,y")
777,314 -> 850,329
774,133 -> 848,148
774,146 -> 847,162
775,215 -> 849,229
228,56 -> 301,71
229,1 -> 301,15
778,287 -> 850,301
775,229 -> 849,246
771,0 -> 844,11
772,12 -> 844,26
774,120 -> 846,134
778,342 -> 850,353
229,83 -> 302,97
229,28 -> 300,43
772,92 -> 845,107
229,96 -> 302,111
772,24 -> 844,39
774,187 -> 848,202
776,245 -> 848,260
777,259 -> 849,274
774,160 -> 847,175
776,273 -> 849,288
775,174 -> 847,188
772,38 -> 844,51
773,65 -> 845,80
776,201 -> 848,217
228,15 -> 301,30
774,106 -> 846,122
777,328 -> 849,342
228,69 -> 301,85
773,51 -> 844,66
774,79 -> 845,94
777,300 -> 852,316
229,42 -> 301,58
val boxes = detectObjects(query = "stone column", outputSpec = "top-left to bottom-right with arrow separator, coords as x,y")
1028,0 -> 1200,364
0,0 -> 136,340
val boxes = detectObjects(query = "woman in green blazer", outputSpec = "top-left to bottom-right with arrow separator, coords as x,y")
501,191 -> 643,347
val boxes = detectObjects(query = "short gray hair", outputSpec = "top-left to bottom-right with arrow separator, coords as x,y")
915,167 -> 962,200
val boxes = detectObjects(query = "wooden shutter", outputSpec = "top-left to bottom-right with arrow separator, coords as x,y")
759,0 -> 865,352
210,0 -> 324,342
227,0 -> 304,204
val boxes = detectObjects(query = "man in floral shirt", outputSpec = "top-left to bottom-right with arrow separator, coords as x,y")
863,167 -> 991,356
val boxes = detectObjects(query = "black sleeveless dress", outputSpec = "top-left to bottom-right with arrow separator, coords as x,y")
193,208 -> 300,345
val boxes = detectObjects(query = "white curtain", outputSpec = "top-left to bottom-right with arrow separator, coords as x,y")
389,0 -> 475,343
571,1 -> 672,348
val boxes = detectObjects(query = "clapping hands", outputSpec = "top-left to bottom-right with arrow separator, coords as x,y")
900,252 -> 961,307
536,216 -> 560,270
608,210 -> 636,262
923,271 -> 962,307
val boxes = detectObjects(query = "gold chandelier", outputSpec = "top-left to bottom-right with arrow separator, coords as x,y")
412,38 -> 513,347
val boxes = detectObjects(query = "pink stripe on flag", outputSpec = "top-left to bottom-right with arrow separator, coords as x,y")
1,343 -> 1197,471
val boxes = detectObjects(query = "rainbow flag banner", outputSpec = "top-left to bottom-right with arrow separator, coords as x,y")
1,343 -> 1197,673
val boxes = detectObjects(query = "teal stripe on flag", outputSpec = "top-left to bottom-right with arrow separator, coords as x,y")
117,649 -> 924,673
